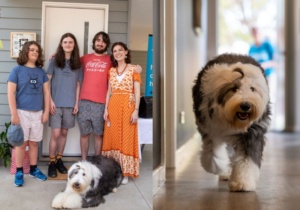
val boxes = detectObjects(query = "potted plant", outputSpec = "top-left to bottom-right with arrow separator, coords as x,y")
0,122 -> 12,167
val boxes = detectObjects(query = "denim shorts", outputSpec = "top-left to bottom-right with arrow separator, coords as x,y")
77,100 -> 105,136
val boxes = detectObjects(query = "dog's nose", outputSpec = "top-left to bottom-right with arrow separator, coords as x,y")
74,182 -> 80,188
240,102 -> 251,111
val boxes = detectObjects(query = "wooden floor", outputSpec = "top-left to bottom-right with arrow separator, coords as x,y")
153,132 -> 300,210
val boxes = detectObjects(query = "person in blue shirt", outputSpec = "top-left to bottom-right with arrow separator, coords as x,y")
249,27 -> 275,78
7,41 -> 50,187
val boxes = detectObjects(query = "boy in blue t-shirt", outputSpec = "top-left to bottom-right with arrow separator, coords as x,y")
7,41 -> 50,187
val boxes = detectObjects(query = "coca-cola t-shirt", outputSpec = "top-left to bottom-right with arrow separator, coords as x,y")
80,53 -> 112,103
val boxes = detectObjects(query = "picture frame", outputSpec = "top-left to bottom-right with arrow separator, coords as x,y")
10,32 -> 36,58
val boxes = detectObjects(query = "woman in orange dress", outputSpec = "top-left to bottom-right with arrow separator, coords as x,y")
102,42 -> 141,185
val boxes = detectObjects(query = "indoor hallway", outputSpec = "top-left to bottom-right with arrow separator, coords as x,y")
153,132 -> 300,210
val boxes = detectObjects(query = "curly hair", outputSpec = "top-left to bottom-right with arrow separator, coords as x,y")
17,41 -> 44,67
92,31 -> 110,52
110,42 -> 131,67
55,33 -> 81,70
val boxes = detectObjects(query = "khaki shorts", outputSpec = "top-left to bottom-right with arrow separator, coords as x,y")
17,109 -> 43,142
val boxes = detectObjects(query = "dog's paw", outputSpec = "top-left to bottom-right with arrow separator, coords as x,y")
229,180 -> 256,192
52,200 -> 63,209
112,187 -> 117,193
52,192 -> 64,209
219,175 -> 230,181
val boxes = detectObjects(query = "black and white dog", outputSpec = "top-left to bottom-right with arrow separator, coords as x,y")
52,155 -> 123,209
192,53 -> 271,192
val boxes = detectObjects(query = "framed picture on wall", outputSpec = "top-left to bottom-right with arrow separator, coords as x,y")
10,32 -> 36,58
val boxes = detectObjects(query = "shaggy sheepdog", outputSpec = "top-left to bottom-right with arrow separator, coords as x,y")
192,53 -> 271,192
52,155 -> 123,209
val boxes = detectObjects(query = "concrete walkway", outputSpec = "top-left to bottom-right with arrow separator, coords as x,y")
0,144 -> 152,210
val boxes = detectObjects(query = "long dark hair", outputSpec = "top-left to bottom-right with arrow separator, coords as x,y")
92,31 -> 110,52
55,33 -> 81,70
110,42 -> 131,67
17,41 -> 44,67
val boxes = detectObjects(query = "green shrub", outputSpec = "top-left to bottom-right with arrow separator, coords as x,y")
0,122 -> 12,167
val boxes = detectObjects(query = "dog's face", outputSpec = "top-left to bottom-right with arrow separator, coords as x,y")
68,162 -> 91,193
201,62 -> 269,131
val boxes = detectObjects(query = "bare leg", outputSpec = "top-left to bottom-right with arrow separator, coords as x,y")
15,142 -> 27,167
28,141 -> 39,165
57,128 -> 68,155
94,135 -> 103,156
49,128 -> 61,157
80,134 -> 90,160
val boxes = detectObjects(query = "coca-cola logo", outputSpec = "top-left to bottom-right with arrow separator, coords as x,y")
86,61 -> 108,69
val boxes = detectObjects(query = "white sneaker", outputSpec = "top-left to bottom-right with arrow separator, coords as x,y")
121,176 -> 128,185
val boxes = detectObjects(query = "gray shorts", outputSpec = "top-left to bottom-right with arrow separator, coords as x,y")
77,100 -> 105,136
49,107 -> 75,129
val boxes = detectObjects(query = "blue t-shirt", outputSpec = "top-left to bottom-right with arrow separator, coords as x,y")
249,41 -> 274,77
7,65 -> 49,111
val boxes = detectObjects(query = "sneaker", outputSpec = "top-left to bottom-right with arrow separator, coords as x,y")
48,161 -> 57,178
29,168 -> 47,181
14,171 -> 24,187
121,176 -> 128,185
56,158 -> 68,174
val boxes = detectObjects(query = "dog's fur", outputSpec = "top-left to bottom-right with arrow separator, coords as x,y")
52,155 -> 123,209
192,53 -> 271,192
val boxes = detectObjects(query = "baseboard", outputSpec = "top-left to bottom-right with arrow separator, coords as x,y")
176,132 -> 201,168
153,164 -> 166,195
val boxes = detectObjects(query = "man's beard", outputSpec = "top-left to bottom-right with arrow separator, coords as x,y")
94,46 -> 107,54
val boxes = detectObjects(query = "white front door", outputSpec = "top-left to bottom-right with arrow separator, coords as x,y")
41,2 -> 109,156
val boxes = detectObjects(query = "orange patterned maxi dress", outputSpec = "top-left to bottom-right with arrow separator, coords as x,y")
102,66 -> 141,178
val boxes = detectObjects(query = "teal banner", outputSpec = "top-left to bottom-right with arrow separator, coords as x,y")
145,35 -> 153,96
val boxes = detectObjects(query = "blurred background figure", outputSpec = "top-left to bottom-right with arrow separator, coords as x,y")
249,26 -> 275,79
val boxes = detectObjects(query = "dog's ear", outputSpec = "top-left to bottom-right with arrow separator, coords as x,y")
69,168 -> 79,179
90,179 -> 95,188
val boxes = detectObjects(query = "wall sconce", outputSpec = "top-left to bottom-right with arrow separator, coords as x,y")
193,0 -> 202,36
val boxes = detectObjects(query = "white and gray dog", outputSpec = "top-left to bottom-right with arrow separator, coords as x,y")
192,53 -> 271,192
52,155 -> 123,209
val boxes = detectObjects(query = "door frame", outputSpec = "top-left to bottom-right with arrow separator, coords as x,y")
153,0 -> 177,194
